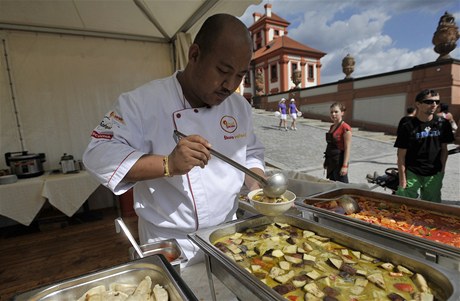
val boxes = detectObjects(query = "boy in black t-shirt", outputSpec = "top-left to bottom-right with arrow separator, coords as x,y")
394,89 -> 454,202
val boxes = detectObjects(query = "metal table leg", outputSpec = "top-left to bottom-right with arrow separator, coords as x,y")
205,254 -> 217,301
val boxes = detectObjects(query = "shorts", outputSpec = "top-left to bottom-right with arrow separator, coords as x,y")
290,113 -> 297,120
280,114 -> 287,120
395,170 -> 444,203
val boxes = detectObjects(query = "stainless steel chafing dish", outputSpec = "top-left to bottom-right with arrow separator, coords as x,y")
294,188 -> 460,270
13,254 -> 198,301
189,214 -> 460,301
129,239 -> 187,274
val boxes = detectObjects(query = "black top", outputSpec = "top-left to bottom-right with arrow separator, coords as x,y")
394,116 -> 454,176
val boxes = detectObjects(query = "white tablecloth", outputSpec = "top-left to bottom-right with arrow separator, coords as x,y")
0,171 -> 100,226
0,175 -> 46,226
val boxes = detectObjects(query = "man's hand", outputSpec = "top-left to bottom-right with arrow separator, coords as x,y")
169,135 -> 212,175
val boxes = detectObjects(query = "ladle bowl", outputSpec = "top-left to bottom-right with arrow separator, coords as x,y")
306,195 -> 360,215
263,172 -> 288,198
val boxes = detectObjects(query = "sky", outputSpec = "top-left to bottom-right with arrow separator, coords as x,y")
239,0 -> 460,84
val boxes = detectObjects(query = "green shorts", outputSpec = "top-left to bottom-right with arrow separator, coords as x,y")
396,170 -> 444,203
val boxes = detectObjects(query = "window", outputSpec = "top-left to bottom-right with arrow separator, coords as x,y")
270,64 -> 278,82
308,65 -> 314,80
292,63 -> 298,73
274,30 -> 279,36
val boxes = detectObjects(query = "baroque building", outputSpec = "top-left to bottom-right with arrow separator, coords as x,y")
242,4 -> 326,101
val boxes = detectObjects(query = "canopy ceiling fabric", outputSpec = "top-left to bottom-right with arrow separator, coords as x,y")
0,0 -> 262,171
0,0 -> 261,43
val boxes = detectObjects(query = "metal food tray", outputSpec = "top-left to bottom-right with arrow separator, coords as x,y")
189,214 -> 460,301
13,254 -> 198,301
294,188 -> 460,269
129,238 -> 187,273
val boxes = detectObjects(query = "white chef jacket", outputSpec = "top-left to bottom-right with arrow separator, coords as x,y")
83,72 -> 265,265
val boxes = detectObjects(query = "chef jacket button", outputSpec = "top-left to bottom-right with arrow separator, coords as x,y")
176,113 -> 181,118
194,109 -> 199,113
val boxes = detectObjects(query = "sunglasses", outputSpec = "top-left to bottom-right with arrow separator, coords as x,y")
421,99 -> 440,105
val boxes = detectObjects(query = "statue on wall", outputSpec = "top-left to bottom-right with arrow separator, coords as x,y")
432,11 -> 459,61
342,54 -> 355,79
255,68 -> 265,96
291,69 -> 302,89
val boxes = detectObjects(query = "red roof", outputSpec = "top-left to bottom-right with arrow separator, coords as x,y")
252,35 -> 326,60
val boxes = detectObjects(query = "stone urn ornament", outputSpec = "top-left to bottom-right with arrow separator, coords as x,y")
432,11 -> 459,61
255,68 -> 265,96
291,69 -> 302,89
342,54 -> 355,79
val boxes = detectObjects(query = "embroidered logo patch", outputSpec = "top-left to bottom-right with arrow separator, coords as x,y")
220,115 -> 237,133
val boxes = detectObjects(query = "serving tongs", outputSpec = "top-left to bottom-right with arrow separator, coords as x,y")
173,130 -> 288,198
115,217 -> 144,258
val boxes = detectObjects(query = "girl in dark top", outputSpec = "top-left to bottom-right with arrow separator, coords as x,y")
323,102 -> 352,183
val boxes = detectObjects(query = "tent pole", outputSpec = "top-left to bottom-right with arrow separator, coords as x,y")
1,37 -> 25,151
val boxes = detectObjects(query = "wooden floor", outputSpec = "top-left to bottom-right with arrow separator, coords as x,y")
0,208 -> 139,300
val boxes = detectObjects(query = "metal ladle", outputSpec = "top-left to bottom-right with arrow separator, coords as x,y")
115,217 -> 144,258
174,130 -> 288,198
305,195 -> 360,215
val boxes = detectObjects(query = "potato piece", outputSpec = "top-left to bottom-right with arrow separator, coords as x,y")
279,260 -> 291,270
367,273 -> 385,290
275,222 -> 290,228
328,257 -> 342,269
246,249 -> 257,257
303,230 -> 315,238
269,266 -> 285,278
230,232 -> 243,239
227,244 -> 241,254
271,249 -> 284,258
356,269 -> 367,276
302,242 -> 314,251
306,269 -> 322,280
360,254 -> 375,262
303,254 -> 316,262
233,253 -> 244,261
303,283 -> 325,298
396,265 -> 414,276
275,270 -> 295,284
412,292 -> 434,301
304,292 -> 321,301
284,254 -> 303,264
351,250 -> 361,259
380,262 -> 395,271
292,275 -> 308,288
282,244 -> 297,254
414,273 -> 429,293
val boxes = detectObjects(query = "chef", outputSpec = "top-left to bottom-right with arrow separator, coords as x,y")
83,14 -> 265,266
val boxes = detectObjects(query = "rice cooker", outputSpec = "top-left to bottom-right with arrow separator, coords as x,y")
60,153 -> 78,174
5,151 -> 46,178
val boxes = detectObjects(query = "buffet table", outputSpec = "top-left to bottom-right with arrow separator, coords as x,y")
0,171 -> 100,226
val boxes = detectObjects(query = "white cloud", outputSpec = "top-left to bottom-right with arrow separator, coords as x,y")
241,0 -> 460,84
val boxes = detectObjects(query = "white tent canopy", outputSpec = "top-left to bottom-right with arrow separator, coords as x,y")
0,0 -> 260,171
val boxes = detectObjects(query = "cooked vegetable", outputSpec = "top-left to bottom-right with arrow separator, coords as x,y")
213,223 -> 436,300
